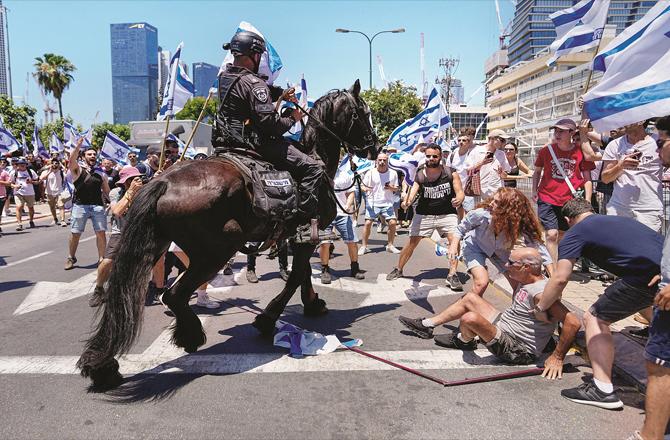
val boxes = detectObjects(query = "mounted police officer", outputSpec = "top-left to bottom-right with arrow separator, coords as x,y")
213,30 -> 325,238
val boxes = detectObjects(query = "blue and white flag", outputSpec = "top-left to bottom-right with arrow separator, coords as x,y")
20,131 -> 29,156
49,132 -> 64,154
63,121 -> 92,149
166,133 -> 197,159
0,114 -> 4,129
386,87 -> 450,152
547,0 -> 610,66
284,75 -> 314,142
222,21 -> 283,85
158,42 -> 195,121
583,1 -> 670,132
388,152 -> 420,185
33,127 -> 49,159
0,126 -> 19,155
337,154 -> 372,177
101,131 -> 139,166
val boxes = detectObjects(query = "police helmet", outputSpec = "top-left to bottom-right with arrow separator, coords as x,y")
223,30 -> 266,57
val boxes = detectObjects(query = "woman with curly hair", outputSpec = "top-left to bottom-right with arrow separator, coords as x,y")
445,187 -> 552,297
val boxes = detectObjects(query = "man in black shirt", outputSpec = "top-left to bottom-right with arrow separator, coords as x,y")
386,143 -> 465,290
535,198 -> 662,410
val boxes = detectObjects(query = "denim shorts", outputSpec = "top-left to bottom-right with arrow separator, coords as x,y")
324,215 -> 355,243
70,203 -> 107,233
461,242 -> 506,273
365,204 -> 396,221
645,308 -> 670,368
589,279 -> 656,323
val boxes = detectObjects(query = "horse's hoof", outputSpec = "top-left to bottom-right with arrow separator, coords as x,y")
252,313 -> 276,336
304,298 -> 328,317
88,358 -> 123,392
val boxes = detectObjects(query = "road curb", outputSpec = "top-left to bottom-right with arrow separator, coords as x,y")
490,275 -> 647,393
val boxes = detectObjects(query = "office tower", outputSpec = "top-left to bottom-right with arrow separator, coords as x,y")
192,62 -> 218,98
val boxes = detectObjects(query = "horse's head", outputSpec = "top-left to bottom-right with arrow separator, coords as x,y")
339,79 -> 380,161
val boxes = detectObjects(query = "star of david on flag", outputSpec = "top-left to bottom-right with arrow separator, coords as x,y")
0,126 -> 19,155
32,126 -> 49,160
101,131 -> 139,166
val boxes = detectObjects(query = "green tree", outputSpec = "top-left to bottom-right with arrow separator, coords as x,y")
34,53 -> 76,120
0,95 -> 37,143
175,96 -> 218,123
91,122 -> 130,148
360,81 -> 423,144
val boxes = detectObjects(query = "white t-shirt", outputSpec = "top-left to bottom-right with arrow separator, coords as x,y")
602,135 -> 662,211
333,171 -> 354,217
463,145 -> 511,197
363,168 -> 398,207
41,168 -> 65,196
448,146 -> 472,183
10,169 -> 37,196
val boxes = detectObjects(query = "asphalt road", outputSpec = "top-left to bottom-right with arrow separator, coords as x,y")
0,213 -> 646,439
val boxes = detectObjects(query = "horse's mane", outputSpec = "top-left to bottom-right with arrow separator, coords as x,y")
300,89 -> 350,160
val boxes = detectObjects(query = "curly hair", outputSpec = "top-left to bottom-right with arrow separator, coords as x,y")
479,188 -> 545,248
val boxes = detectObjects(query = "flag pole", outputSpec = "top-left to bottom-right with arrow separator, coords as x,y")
178,90 -> 213,162
582,35 -> 605,94
158,115 -> 171,171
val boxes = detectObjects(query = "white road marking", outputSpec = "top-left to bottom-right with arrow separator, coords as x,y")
13,272 -> 98,315
0,251 -> 52,270
0,349 -> 527,375
80,235 -> 97,243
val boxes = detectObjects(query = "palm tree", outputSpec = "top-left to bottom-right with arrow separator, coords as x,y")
34,53 -> 76,120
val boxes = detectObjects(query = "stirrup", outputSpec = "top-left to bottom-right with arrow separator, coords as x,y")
294,219 -> 337,244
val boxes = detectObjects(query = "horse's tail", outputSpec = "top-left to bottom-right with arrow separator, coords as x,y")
77,179 -> 169,377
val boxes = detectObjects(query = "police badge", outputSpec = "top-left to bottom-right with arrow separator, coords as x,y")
253,87 -> 268,103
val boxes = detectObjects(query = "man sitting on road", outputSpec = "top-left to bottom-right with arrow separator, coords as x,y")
534,198 -> 662,410
398,247 -> 581,377
387,143 -> 465,291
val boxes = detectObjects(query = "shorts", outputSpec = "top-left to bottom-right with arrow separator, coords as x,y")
461,241 -> 506,273
365,204 -> 396,221
323,215 -> 355,243
606,204 -> 662,233
15,194 -> 35,208
103,234 -> 121,260
486,328 -> 536,365
410,214 -> 457,238
645,308 -> 670,367
589,279 -> 657,323
46,194 -> 64,208
70,204 -> 107,234
537,200 -> 568,232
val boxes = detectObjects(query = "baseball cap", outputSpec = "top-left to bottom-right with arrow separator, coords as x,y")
551,118 -> 577,131
14,157 -> 28,165
116,166 -> 142,187
488,129 -> 510,140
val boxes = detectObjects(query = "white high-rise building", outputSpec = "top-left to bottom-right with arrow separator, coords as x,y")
0,1 -> 11,97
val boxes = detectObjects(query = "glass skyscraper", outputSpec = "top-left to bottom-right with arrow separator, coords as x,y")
508,0 -> 656,67
192,62 -> 218,98
110,22 -> 158,124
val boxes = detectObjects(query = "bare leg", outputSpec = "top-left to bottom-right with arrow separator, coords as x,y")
362,219 -> 373,249
95,231 -> 106,261
429,292 -> 499,327
387,218 -> 397,246
640,361 -> 670,440
460,311 -> 499,342
27,206 -> 34,222
584,310 -> 614,384
545,228 -> 559,270
15,201 -> 23,226
69,232 -> 81,258
469,265 -> 490,297
48,197 -> 58,222
396,236 -> 422,270
319,243 -> 330,266
447,233 -> 459,277
152,252 -> 166,289
96,258 -> 113,288
346,242 -> 359,262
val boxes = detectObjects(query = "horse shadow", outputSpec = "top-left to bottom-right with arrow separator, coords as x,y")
0,280 -> 35,294
100,300 -> 400,403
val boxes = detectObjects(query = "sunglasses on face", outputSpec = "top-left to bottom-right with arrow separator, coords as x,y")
425,154 -> 440,158
377,160 -> 387,163
458,138 -> 469,143
504,148 -> 515,152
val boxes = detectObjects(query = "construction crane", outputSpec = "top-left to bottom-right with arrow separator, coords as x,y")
32,74 -> 57,123
495,0 -> 514,49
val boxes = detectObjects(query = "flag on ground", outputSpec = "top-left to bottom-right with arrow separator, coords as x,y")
547,0 -> 611,66
100,131 -> 139,166
583,1 -> 670,132
157,42 -> 195,121
33,127 -> 49,159
0,127 -> 19,155
221,21 -> 283,85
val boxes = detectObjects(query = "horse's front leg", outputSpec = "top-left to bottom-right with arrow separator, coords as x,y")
300,260 -> 328,316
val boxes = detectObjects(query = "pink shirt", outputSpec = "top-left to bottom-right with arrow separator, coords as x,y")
0,170 -> 9,198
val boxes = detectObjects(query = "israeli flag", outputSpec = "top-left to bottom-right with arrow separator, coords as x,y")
284,75 -> 314,142
547,0 -> 611,66
386,87 -> 450,152
33,127 -> 49,159
101,131 -> 139,166
158,42 -> 195,121
222,21 -> 283,86
20,131 -> 29,156
0,114 -> 4,128
49,132 -> 64,154
166,133 -> 197,159
388,152 -> 420,185
337,154 -> 373,177
0,127 -> 19,155
583,1 -> 670,132
63,121 -> 92,149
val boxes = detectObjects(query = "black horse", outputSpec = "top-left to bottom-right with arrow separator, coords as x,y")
77,80 -> 379,390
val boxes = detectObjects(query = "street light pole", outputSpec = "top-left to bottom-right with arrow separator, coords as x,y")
335,28 -> 405,89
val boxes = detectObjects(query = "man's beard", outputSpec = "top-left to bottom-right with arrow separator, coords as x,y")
426,160 -> 440,168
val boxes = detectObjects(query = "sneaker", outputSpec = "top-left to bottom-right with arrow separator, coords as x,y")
628,326 -> 649,339
445,274 -> 464,291
398,316 -> 433,339
196,293 -> 220,309
561,382 -> 624,410
386,244 -> 401,254
29,220 -> 35,228
16,224 -> 23,231
357,246 -> 370,256
279,268 -> 290,282
386,267 -> 403,281
434,332 -> 478,350
49,220 -> 58,226
61,221 -> 68,227
64,256 -> 77,270
89,286 -> 106,308
320,266 -> 332,284
246,269 -> 258,283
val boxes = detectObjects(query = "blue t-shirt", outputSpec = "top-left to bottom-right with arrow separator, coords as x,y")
558,214 -> 662,287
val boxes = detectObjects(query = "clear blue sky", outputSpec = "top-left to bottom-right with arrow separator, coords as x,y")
8,0 -> 515,126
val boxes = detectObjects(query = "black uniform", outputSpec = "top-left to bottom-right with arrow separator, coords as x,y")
213,64 -> 323,221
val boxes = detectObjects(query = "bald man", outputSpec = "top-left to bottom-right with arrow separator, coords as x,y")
399,247 -> 581,378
